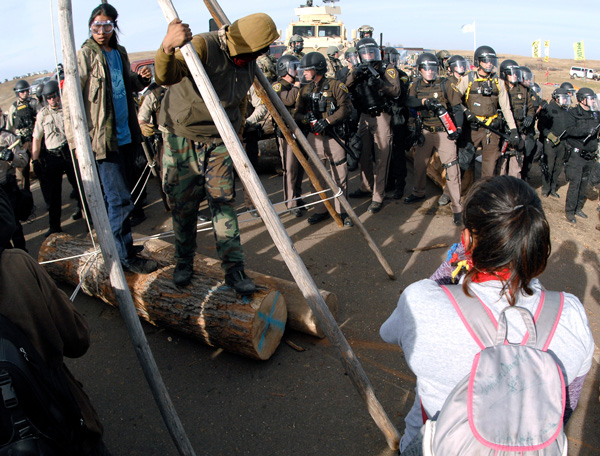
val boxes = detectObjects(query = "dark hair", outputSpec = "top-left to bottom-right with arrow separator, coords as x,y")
462,176 -> 551,306
88,3 -> 120,48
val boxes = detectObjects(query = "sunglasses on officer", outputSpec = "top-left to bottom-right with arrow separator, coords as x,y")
90,20 -> 114,34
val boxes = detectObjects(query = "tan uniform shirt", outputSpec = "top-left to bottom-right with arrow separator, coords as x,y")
33,105 -> 67,150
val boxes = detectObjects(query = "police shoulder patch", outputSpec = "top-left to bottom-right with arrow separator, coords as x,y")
451,83 -> 459,93
400,75 -> 409,84
387,68 -> 397,79
273,83 -> 282,93
339,82 -> 349,93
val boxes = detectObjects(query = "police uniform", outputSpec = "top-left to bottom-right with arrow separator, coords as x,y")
537,99 -> 570,196
7,96 -> 40,191
457,72 -> 517,177
406,77 -> 464,215
563,105 -> 599,220
294,76 -> 352,217
346,62 -> 401,207
498,83 -> 535,177
32,104 -> 81,234
0,129 -> 29,249
272,78 -> 303,211
326,55 -> 343,80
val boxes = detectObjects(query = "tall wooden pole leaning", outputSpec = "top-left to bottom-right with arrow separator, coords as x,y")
157,0 -> 400,449
56,2 -> 196,455
203,1 -> 395,280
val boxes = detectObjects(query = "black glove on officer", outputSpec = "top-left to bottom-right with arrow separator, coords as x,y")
0,149 -> 14,162
32,159 -> 44,178
509,129 -> 520,147
463,109 -> 478,123
424,98 -> 440,111
311,118 -> 329,134
447,127 -> 462,141
522,116 -> 534,129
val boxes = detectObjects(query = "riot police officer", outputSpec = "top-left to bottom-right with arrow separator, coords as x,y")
273,55 -> 304,217
345,38 -> 401,213
537,87 -> 571,198
403,52 -> 465,226
497,59 -> 535,178
7,79 -> 41,191
294,52 -> 353,226
284,35 -> 305,59
446,55 -> 469,82
456,45 -> 518,178
31,80 -> 83,237
563,87 -> 599,223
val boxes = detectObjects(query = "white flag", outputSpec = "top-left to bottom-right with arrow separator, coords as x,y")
461,23 -> 474,33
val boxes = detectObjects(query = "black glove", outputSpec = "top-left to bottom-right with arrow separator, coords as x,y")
509,129 -> 520,147
424,98 -> 439,111
303,113 -> 315,126
311,118 -> 329,134
447,127 -> 462,141
32,159 -> 44,177
464,109 -> 478,123
0,149 -> 14,162
368,76 -> 382,88
522,116 -> 534,129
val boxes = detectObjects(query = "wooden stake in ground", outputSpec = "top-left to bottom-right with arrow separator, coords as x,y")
157,0 -> 400,449
57,1 -> 195,454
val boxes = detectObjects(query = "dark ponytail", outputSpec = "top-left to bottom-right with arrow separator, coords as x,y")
462,176 -> 551,305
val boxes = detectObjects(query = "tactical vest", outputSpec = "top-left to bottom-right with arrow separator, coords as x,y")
12,99 -> 36,140
464,72 -> 500,118
352,70 -> 387,116
507,84 -> 528,122
306,79 -> 339,120
414,77 -> 449,127
159,32 -> 255,140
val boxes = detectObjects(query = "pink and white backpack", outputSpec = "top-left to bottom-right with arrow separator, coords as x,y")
420,285 -> 568,456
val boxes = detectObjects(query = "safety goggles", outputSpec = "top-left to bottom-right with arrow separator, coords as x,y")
90,20 -> 114,34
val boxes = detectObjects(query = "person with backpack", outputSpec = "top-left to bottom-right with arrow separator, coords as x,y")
0,187 -> 109,455
380,176 -> 594,454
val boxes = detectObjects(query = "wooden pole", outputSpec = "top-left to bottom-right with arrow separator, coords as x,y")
157,0 -> 400,448
57,2 -> 195,455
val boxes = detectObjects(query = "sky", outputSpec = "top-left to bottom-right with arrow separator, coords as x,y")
2,0 -> 600,82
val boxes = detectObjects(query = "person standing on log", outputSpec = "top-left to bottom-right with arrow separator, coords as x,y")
63,3 -> 157,275
154,13 -> 279,292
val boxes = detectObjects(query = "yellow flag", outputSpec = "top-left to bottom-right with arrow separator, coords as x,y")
532,39 -> 541,58
544,40 -> 550,63
574,41 -> 585,61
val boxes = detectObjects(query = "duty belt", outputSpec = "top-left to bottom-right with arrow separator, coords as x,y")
423,125 -> 445,133
47,143 -> 69,157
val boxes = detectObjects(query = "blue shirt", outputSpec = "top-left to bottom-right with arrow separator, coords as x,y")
103,48 -> 131,146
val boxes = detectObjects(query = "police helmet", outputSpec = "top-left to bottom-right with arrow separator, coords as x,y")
35,83 -> 45,100
356,38 -> 381,64
276,54 -> 300,78
474,45 -> 498,73
345,46 -> 359,67
447,55 -> 469,76
384,47 -> 400,66
417,53 -> 439,81
552,87 -> 571,107
499,59 -> 521,83
357,25 -> 374,39
289,34 -> 304,53
576,87 -> 595,102
436,50 -> 451,68
14,79 -> 30,94
42,79 -> 60,99
577,87 -> 600,111
560,81 -> 576,96
326,46 -> 339,57
300,52 -> 327,76
519,66 -> 534,88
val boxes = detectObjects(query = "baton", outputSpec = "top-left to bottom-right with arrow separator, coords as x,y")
472,118 -> 511,141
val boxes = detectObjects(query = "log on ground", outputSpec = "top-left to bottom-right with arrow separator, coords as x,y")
39,234 -> 286,361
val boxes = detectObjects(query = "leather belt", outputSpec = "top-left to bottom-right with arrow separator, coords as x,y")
423,125 -> 445,133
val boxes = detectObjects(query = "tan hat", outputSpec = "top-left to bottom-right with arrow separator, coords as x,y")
226,13 -> 279,57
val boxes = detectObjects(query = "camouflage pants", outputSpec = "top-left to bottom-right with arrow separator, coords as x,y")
162,133 -> 244,272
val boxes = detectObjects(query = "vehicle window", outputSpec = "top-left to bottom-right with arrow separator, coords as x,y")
293,26 -> 315,37
317,26 -> 340,38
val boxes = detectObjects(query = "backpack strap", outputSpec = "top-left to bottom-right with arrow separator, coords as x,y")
440,284 -> 497,349
522,290 -> 564,351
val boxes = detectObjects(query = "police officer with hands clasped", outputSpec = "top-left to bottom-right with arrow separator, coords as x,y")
403,52 -> 465,226
294,52 -> 353,226
563,87 -> 600,224
345,37 -> 401,214
456,45 -> 518,178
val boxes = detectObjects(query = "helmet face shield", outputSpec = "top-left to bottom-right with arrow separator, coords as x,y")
419,63 -> 438,81
520,69 -> 534,88
504,66 -> 522,84
556,93 -> 572,107
585,94 -> 600,111
478,55 -> 498,73
358,45 -> 381,64
346,52 -> 359,66
287,60 -> 300,77
449,58 -> 469,76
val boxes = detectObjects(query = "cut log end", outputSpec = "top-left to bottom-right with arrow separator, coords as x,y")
252,291 -> 287,360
